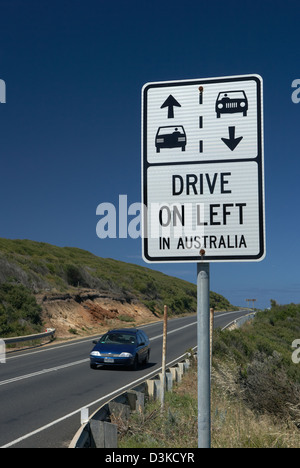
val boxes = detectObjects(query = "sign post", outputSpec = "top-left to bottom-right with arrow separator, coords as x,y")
197,262 -> 211,448
161,305 -> 168,412
141,74 -> 265,448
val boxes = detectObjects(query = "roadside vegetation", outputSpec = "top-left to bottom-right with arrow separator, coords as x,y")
119,303 -> 300,448
0,281 -> 43,337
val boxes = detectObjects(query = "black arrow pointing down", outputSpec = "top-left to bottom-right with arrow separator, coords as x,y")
221,126 -> 243,151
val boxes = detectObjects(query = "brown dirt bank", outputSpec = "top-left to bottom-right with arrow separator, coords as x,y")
37,289 -> 160,338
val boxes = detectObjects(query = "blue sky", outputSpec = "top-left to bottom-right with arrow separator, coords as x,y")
0,0 -> 299,309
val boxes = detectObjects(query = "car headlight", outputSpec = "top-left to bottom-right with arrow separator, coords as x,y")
90,351 -> 101,357
119,352 -> 133,358
240,101 -> 246,107
217,103 -> 223,109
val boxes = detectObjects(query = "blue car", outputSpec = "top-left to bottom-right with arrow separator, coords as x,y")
90,328 -> 151,370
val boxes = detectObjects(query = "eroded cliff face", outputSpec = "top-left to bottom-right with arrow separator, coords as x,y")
37,289 -> 159,338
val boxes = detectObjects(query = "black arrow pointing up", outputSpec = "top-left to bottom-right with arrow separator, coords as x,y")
221,126 -> 243,151
161,95 -> 181,118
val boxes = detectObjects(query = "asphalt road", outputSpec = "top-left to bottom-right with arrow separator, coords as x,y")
0,309 -> 249,448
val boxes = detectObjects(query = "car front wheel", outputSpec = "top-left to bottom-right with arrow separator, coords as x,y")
143,350 -> 150,365
131,356 -> 139,371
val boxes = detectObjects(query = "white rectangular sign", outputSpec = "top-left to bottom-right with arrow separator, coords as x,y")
142,74 -> 265,263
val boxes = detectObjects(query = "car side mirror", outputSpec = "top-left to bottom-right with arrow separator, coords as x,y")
92,340 -> 98,345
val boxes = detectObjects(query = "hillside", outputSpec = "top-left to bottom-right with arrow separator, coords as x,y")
0,238 -> 236,338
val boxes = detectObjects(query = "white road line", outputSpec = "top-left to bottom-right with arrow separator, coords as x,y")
215,310 -> 247,318
0,322 -> 196,387
5,312 -> 241,361
0,313 -> 242,386
0,359 -> 89,386
4,320 -> 166,361
5,337 -> 100,361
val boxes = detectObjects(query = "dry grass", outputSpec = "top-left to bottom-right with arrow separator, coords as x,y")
118,358 -> 300,449
211,359 -> 300,448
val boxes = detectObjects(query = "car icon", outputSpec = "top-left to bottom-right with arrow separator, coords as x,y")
155,125 -> 187,153
216,91 -> 248,118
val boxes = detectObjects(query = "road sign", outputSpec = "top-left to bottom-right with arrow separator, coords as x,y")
142,74 -> 265,263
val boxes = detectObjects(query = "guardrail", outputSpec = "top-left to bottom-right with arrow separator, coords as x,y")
222,312 -> 256,331
2,328 -> 56,345
69,351 -> 194,448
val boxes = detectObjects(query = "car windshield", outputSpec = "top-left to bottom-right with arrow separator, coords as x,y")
99,333 -> 136,345
217,91 -> 246,100
157,126 -> 184,135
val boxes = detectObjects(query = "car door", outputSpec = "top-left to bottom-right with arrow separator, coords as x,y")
142,331 -> 150,360
137,331 -> 147,362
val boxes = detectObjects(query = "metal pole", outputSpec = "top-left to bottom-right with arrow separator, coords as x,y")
210,308 -> 214,367
161,305 -> 168,411
197,262 -> 211,448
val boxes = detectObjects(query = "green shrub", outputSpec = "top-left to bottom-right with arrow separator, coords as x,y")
119,315 -> 135,323
213,303 -> 300,422
64,264 -> 88,288
0,281 -> 43,337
